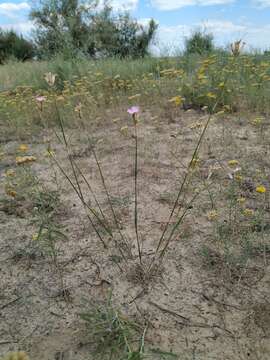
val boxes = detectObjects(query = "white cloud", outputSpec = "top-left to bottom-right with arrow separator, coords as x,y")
153,19 -> 270,55
0,2 -> 30,19
1,20 -> 34,34
0,2 -> 30,12
151,24 -> 191,55
200,20 -> 246,33
252,0 -> 270,8
243,24 -> 270,50
151,0 -> 235,11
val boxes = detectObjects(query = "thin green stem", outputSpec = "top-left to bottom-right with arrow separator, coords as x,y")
159,190 -> 200,260
134,120 -> 142,264
155,100 -> 219,255
51,154 -> 111,245
90,142 -> 130,254
74,161 -> 107,223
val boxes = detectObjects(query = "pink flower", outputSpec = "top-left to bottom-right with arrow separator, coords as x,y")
127,106 -> 140,115
36,95 -> 46,103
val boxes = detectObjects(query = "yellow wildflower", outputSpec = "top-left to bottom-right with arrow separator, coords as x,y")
32,233 -> 39,241
16,156 -> 37,165
169,96 -> 183,106
207,210 -> 218,221
256,185 -> 266,194
235,174 -> 243,181
251,117 -> 264,126
2,351 -> 29,360
190,158 -> 200,169
189,122 -> 203,129
243,208 -> 254,216
206,92 -> 216,99
18,144 -> 28,152
228,160 -> 239,167
120,126 -> 129,135
237,197 -> 246,204
215,110 -> 225,116
223,105 -> 231,112
198,73 -> 207,81
6,188 -> 17,198
5,169 -> 15,177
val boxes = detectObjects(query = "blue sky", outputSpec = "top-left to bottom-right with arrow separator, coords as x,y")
1,0 -> 270,53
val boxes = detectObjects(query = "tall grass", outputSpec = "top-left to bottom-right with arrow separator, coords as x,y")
2,51 -> 270,140
0,56 -> 164,92
1,52 -> 270,92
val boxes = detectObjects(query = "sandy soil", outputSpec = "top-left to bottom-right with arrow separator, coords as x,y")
1,108 -> 270,359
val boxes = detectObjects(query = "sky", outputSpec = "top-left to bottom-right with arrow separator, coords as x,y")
1,0 -> 270,53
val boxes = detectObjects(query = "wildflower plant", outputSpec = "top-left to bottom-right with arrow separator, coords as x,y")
48,72 -> 228,285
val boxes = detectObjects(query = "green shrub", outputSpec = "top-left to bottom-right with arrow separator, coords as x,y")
0,29 -> 34,63
185,30 -> 214,55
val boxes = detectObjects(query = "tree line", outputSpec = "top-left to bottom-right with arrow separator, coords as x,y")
0,0 -> 158,63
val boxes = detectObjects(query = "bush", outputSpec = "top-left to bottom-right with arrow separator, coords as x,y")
0,29 -> 35,63
185,30 -> 214,55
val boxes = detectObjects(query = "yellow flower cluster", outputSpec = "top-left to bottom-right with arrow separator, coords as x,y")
1,352 -> 29,360
18,144 -> 28,152
228,160 -> 239,167
6,187 -> 17,197
243,208 -> 254,217
16,156 -> 37,165
207,210 -> 218,221
256,185 -> 266,194
169,96 -> 183,106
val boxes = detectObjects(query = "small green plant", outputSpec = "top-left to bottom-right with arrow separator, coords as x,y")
80,292 -> 180,359
2,158 -> 65,265
80,293 -> 145,360
32,197 -> 66,264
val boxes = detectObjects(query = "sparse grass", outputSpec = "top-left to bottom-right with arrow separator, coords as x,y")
80,293 -> 145,360
1,152 -> 66,267
1,52 -> 270,359
198,139 -> 270,281
80,293 -> 179,360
